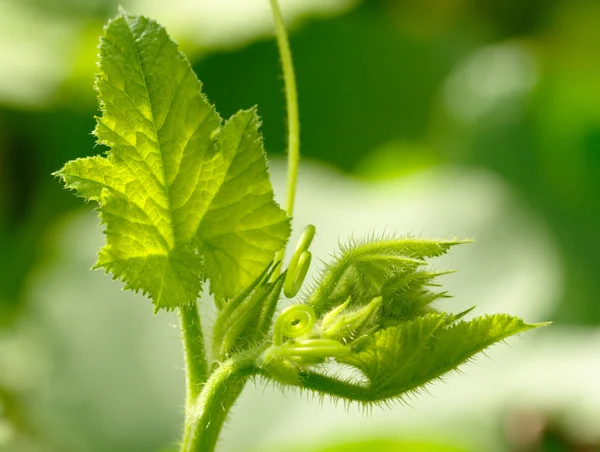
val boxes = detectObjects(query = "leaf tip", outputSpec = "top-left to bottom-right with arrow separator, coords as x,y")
116,5 -> 129,16
51,168 -> 64,180
529,320 -> 552,328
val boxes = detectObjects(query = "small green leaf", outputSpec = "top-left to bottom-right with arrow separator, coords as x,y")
54,13 -> 290,309
307,237 -> 469,320
341,313 -> 545,400
379,269 -> 454,324
321,296 -> 382,343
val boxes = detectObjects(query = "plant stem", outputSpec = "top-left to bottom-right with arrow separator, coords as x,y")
270,0 -> 301,273
298,371 -> 373,401
270,0 -> 300,217
180,303 -> 209,407
181,354 -> 259,452
179,303 -> 209,451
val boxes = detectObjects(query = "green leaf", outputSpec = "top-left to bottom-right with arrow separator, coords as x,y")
307,237 -> 469,319
54,13 -> 289,309
341,313 -> 545,400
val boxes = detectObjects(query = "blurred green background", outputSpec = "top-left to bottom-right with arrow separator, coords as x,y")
1,0 -> 599,451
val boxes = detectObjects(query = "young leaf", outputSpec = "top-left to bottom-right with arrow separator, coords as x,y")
54,13 -> 290,309
306,237 -> 469,320
320,296 -> 382,343
339,313 -> 544,401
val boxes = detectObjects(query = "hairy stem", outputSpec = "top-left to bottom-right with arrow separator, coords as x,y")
298,371 -> 374,401
270,0 -> 301,274
181,354 -> 259,452
180,303 -> 209,407
179,303 -> 209,452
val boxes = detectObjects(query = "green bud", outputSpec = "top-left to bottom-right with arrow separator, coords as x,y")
321,296 -> 382,343
213,262 -> 285,359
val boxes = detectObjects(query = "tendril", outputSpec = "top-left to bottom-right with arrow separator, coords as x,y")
277,338 -> 351,362
284,224 -> 316,298
273,304 -> 316,346
272,304 -> 351,361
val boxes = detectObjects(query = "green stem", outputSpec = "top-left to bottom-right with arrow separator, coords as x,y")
179,303 -> 209,452
270,0 -> 301,274
298,372 -> 374,401
181,355 -> 259,452
179,303 -> 209,406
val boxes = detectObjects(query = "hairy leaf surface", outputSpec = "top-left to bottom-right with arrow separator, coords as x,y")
341,313 -> 542,400
307,238 -> 469,319
55,13 -> 289,309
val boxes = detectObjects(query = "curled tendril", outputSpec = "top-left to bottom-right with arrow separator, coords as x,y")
272,304 -> 350,360
273,304 -> 316,346
284,224 -> 316,298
